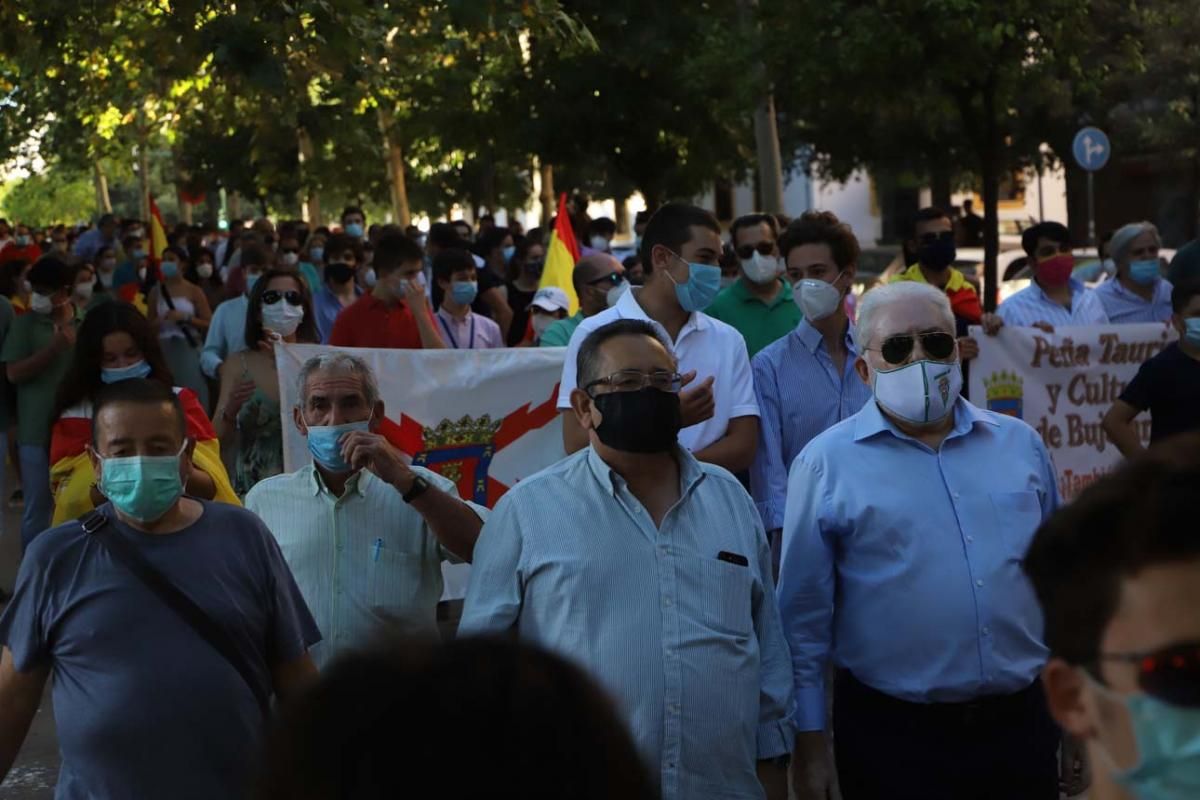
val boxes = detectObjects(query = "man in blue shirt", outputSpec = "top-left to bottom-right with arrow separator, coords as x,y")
1094,220 -> 1173,323
200,244 -> 269,379
750,211 -> 871,576
781,281 -> 1061,800
461,319 -> 794,800
72,214 -> 118,264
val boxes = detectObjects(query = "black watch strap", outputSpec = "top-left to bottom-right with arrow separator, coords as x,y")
402,475 -> 431,504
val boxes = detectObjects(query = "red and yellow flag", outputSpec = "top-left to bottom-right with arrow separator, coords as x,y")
148,193 -> 169,268
537,193 -> 581,316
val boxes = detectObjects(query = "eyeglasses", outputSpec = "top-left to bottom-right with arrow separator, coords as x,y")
584,369 -> 682,396
918,231 -> 955,246
735,241 -> 777,260
586,272 -> 625,288
262,289 -> 303,306
1095,641 -> 1200,707
867,331 -> 957,365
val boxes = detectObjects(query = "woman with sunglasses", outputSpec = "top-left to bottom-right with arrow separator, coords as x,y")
214,269 -> 318,496
47,302 -> 240,526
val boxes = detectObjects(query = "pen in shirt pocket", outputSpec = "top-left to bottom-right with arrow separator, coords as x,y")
373,538 -> 383,562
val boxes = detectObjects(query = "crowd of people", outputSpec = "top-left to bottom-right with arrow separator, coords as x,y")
0,199 -> 1194,800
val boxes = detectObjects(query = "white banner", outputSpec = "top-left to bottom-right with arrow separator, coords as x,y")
968,323 -> 1176,502
276,344 -> 568,599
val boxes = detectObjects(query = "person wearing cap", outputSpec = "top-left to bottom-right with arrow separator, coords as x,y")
521,287 -> 570,346
432,248 -> 503,350
540,254 -> 628,348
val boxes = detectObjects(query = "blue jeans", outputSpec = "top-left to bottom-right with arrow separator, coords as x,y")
19,444 -> 51,551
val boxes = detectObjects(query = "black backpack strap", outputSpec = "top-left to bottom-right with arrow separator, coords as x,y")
157,281 -> 199,348
79,511 -> 270,714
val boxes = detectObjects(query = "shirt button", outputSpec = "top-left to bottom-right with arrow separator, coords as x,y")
664,597 -> 673,607
981,626 -> 990,635
976,579 -> 984,587
660,544 -> 669,553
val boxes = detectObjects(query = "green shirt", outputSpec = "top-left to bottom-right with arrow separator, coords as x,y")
539,311 -> 584,347
705,278 -> 802,358
1,310 -> 78,446
299,261 -> 322,293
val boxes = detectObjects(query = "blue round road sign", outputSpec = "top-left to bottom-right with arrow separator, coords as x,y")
1073,127 -> 1110,172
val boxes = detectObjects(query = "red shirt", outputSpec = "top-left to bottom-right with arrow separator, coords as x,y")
0,243 -> 43,269
329,293 -> 434,349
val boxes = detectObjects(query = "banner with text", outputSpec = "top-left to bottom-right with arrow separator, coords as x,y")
968,323 -> 1175,502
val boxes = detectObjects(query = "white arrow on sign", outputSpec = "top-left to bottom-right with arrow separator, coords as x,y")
1083,135 -> 1106,167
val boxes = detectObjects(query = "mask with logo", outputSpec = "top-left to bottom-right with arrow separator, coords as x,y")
262,300 -> 305,337
161,260 -> 180,279
29,292 -> 54,315
741,252 -> 782,285
196,262 -> 214,280
796,274 -> 844,321
1130,259 -> 1161,286
918,238 -> 956,271
665,253 -> 722,312
96,442 -> 187,523
1037,253 -> 1075,287
1184,318 -> 1200,348
591,388 -> 681,453
306,420 -> 371,471
101,360 -> 153,384
344,222 -> 364,239
872,360 -> 962,425
451,280 -> 478,306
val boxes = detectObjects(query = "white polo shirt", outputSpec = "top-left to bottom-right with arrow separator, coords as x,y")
557,287 -> 759,452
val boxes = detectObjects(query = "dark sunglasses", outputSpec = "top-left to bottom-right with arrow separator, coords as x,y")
735,241 -> 776,260
262,289 -> 303,307
869,331 -> 957,365
587,271 -> 625,288
918,231 -> 955,246
1096,641 -> 1200,707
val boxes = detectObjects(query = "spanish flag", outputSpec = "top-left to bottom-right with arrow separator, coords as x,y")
49,387 -> 241,526
148,193 -> 169,266
537,193 -> 581,316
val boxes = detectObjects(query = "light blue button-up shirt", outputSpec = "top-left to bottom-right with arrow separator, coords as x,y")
1094,276 -> 1173,323
200,295 -> 249,378
749,319 -> 872,532
460,447 -> 794,800
313,284 -> 361,344
778,398 -> 1058,731
996,278 -> 1109,327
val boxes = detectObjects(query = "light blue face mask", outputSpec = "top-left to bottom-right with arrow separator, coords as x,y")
1130,259 -> 1161,286
1098,688 -> 1200,800
246,273 -> 260,294
344,222 -> 364,239
305,420 -> 371,471
97,443 -> 187,523
161,260 -> 180,278
1184,318 -> 1200,348
100,360 -> 152,384
309,246 -> 324,263
665,251 -> 722,312
502,245 -> 516,265
451,280 -> 478,306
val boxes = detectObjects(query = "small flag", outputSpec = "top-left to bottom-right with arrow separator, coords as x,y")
148,193 -> 169,272
537,193 -> 580,316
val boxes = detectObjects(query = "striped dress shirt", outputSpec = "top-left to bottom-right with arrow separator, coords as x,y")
460,446 -> 794,800
1094,276 -> 1173,323
749,319 -> 871,532
996,278 -> 1109,327
246,464 -> 480,669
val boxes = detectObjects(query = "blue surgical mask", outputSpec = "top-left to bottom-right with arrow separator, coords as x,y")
306,420 -> 371,472
246,273 -> 260,294
309,246 -> 324,263
97,443 -> 187,523
101,360 -> 152,384
1130,259 -> 1161,286
345,223 -> 364,239
1182,317 -> 1200,348
132,249 -> 147,262
451,280 -> 478,306
665,252 -> 722,312
502,245 -> 516,264
1098,687 -> 1200,800
161,260 -> 179,278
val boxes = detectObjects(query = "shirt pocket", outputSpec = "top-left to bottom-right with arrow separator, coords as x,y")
368,542 -> 424,611
700,558 -> 754,639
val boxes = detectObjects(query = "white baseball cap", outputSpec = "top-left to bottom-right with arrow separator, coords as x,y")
529,286 -> 570,313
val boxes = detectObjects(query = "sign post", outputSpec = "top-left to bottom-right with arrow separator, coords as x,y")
1072,126 -> 1111,248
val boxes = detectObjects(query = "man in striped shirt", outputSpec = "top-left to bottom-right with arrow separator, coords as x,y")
462,319 -> 794,800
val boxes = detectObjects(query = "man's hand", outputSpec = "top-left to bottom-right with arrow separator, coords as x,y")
678,370 -> 715,428
981,312 -> 1004,336
1032,320 -> 1055,334
53,321 -> 77,351
757,758 -> 789,800
792,731 -> 841,800
957,336 -> 979,361
340,430 -> 414,491
403,277 -> 428,311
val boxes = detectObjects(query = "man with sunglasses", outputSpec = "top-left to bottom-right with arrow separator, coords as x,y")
463,319 -> 794,800
1025,435 -> 1200,800
539,253 -> 627,348
779,280 -> 1061,800
707,213 -> 801,358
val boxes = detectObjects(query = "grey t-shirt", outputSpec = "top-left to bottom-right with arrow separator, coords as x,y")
0,500 -> 321,799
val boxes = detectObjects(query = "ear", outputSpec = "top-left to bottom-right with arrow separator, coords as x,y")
843,263 -> 858,286
370,400 -> 386,430
569,388 -> 598,434
854,354 -> 872,386
1042,659 -> 1098,740
87,444 -> 102,478
293,405 -> 309,436
650,243 -> 674,275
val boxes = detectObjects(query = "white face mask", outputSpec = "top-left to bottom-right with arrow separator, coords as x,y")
871,359 -> 962,425
589,235 -> 610,251
531,314 -> 554,338
741,251 -> 782,285
365,267 -> 378,288
74,282 -> 94,301
796,273 -> 844,321
196,263 -> 214,279
606,279 -> 630,308
397,271 -> 425,294
98,271 -> 115,289
137,267 -> 147,281
261,300 -> 305,337
281,252 -> 299,267
29,292 -> 54,314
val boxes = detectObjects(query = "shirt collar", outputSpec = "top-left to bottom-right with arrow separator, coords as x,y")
853,395 -> 997,444
584,444 -> 706,498
1032,277 -> 1085,304
617,287 -> 710,335
306,463 -> 370,498
794,317 -> 857,355
1109,276 -> 1170,303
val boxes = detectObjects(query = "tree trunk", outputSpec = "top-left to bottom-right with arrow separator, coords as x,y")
930,164 -> 952,212
614,193 -> 631,235
737,0 -> 785,214
376,105 -> 411,227
229,191 -> 242,221
92,160 -> 112,214
297,126 -> 322,226
137,136 -> 151,222
539,161 -> 555,222
979,81 -> 1001,313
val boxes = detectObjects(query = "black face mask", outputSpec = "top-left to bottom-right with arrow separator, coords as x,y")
591,388 -> 681,453
325,262 -> 356,284
918,239 -> 956,271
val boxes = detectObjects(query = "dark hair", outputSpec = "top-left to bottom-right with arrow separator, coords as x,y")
54,302 -> 176,421
245,269 -> 318,348
1171,279 -> 1200,314
452,219 -> 473,235
1021,221 -> 1071,259
433,248 -> 477,284
323,232 -> 364,268
341,205 -> 365,224
427,222 -> 463,251
162,245 -> 187,262
28,255 -> 73,291
185,247 -> 222,288
96,245 -> 116,263
780,210 -> 861,268
577,319 -> 672,390
373,233 -> 424,277
586,217 -> 617,238
259,636 -> 656,800
730,213 -> 779,249
241,243 -> 272,271
474,226 -> 512,261
91,377 -> 186,447
1024,434 -> 1200,665
638,203 -> 721,275
909,206 -> 952,238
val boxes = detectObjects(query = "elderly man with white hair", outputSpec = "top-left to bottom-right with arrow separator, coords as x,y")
780,281 -> 1062,800
1094,220 -> 1173,323
245,351 -> 484,668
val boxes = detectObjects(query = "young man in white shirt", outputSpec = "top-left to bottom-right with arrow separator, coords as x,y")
432,248 -> 503,349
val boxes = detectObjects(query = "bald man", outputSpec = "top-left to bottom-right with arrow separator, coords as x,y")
539,254 -> 627,347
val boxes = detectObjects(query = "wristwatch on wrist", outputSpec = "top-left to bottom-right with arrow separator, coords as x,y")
402,475 -> 431,504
